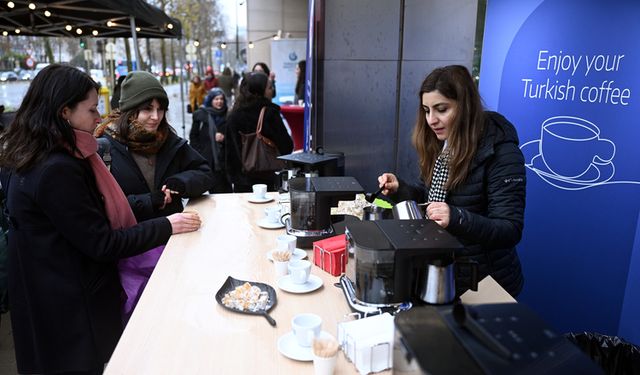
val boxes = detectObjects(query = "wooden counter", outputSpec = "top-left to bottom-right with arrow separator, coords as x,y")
105,193 -> 513,374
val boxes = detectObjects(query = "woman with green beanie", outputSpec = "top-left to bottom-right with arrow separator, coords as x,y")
95,71 -> 212,317
96,71 -> 212,221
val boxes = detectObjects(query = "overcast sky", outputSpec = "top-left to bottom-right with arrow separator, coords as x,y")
218,0 -> 247,38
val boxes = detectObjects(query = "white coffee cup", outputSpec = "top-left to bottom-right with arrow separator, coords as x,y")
277,234 -> 297,254
252,184 -> 267,199
264,206 -> 282,224
292,313 -> 322,347
274,259 -> 289,278
288,259 -> 311,284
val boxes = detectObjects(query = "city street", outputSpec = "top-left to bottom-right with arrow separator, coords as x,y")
0,80 -> 193,138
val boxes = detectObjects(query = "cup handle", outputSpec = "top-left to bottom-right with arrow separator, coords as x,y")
280,212 -> 290,225
594,138 -> 615,164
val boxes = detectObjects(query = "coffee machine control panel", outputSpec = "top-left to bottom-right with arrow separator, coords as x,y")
377,220 -> 463,254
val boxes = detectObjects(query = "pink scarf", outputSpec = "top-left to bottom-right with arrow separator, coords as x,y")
74,129 -> 136,229
74,129 -> 164,321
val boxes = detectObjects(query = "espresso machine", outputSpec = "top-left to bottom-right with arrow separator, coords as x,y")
285,176 -> 363,248
343,219 -> 472,309
276,151 -> 345,191
392,303 -> 604,374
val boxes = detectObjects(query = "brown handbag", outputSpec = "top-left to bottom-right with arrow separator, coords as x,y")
240,107 -> 286,174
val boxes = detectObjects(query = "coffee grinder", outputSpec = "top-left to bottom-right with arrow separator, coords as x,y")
285,176 -> 363,248
343,219 -> 475,309
276,151 -> 345,191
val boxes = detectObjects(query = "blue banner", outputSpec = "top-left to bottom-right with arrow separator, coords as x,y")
480,0 -> 640,342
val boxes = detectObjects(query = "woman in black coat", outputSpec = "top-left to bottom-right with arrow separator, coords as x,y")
0,65 -> 201,374
379,65 -> 526,298
225,72 -> 293,192
190,87 -> 232,193
96,71 -> 213,222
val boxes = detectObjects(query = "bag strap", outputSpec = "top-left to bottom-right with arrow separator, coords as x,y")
256,106 -> 267,135
96,137 -> 112,171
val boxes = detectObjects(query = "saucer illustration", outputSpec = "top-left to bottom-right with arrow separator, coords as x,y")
521,140 -> 615,190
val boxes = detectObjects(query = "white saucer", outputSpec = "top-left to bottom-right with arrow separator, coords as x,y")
277,274 -> 323,294
267,248 -> 307,262
248,195 -> 274,204
277,331 -> 333,361
257,218 -> 285,229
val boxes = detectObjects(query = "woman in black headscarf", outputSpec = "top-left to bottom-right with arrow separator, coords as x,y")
191,88 -> 232,193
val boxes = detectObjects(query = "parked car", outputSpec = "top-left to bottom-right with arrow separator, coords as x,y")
0,72 -> 18,82
18,70 -> 33,81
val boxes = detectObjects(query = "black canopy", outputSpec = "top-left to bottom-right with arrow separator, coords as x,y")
0,0 -> 181,38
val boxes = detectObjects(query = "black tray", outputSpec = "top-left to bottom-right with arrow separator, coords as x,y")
215,276 -> 278,327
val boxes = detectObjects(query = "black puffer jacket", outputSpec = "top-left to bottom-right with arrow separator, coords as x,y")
224,99 -> 293,191
394,112 -> 526,297
99,131 -> 213,222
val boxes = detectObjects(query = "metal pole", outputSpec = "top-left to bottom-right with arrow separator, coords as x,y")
179,38 -> 186,139
129,16 -> 141,70
235,1 -> 239,68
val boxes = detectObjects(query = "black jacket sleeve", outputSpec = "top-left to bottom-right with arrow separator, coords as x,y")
446,141 -> 526,249
39,160 -> 172,262
162,144 -> 213,198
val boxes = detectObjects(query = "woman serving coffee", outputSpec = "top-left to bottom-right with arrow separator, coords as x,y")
378,65 -> 526,297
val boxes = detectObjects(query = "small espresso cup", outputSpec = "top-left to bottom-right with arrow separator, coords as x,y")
264,206 -> 282,224
288,259 -> 311,284
292,313 -> 322,347
252,184 -> 267,199
277,234 -> 297,254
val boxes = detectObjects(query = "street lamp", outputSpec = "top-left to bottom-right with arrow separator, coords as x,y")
235,1 -> 245,69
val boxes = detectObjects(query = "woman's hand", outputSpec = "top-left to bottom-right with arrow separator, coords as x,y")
378,173 -> 399,195
215,132 -> 224,142
167,211 -> 202,234
426,202 -> 450,228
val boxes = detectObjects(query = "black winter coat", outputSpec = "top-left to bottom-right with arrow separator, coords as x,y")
1,152 -> 171,373
394,112 -> 526,297
100,131 -> 213,222
224,99 -> 293,190
190,107 -> 226,171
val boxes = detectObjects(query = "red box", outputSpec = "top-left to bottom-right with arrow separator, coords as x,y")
313,234 -> 348,276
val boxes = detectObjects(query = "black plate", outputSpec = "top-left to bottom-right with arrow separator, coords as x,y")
215,276 -> 278,326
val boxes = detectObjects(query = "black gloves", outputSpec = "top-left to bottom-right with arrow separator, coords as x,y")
150,190 -> 166,210
164,178 -> 186,196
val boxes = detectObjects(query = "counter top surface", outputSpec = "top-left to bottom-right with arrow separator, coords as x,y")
104,193 -> 513,374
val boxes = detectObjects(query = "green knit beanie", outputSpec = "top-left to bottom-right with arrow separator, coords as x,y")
119,71 -> 168,111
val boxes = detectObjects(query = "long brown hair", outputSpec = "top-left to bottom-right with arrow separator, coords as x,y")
411,65 -> 485,190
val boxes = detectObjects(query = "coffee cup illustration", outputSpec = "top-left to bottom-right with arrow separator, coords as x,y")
540,116 -> 615,179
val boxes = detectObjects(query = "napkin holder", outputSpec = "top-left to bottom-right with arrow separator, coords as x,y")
337,313 -> 394,374
313,234 -> 347,276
